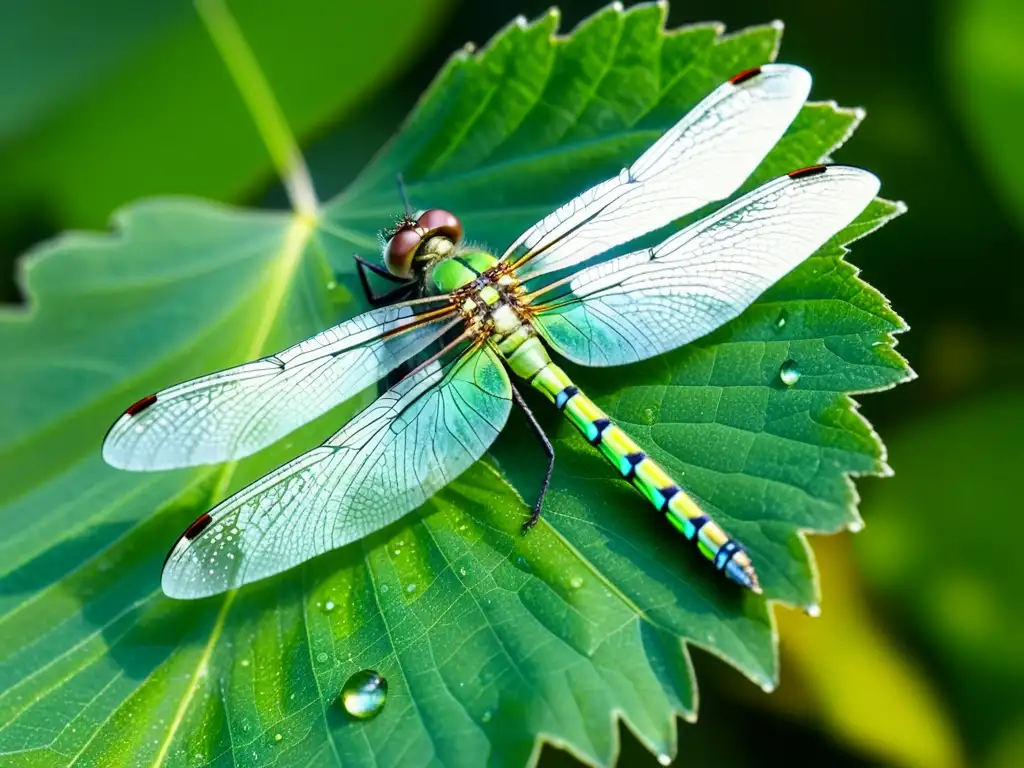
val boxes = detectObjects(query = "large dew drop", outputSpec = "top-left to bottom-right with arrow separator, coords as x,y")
779,359 -> 801,387
340,670 -> 388,720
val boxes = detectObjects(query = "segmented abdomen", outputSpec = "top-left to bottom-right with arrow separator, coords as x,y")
529,361 -> 761,593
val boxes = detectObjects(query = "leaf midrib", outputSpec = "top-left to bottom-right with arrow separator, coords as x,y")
153,212 -> 316,766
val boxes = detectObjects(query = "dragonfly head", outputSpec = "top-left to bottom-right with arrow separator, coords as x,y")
382,209 -> 464,280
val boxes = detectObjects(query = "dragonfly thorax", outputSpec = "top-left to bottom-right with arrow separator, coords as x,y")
431,250 -> 501,294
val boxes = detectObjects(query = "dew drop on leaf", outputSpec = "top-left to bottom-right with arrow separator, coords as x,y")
316,652 -> 329,663
657,755 -> 672,766
779,359 -> 801,387
569,576 -> 584,589
774,309 -> 788,331
274,733 -> 282,742
406,583 -> 417,593
323,600 -> 336,613
340,670 -> 388,720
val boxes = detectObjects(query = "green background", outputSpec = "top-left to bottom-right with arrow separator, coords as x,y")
1,0 -> 1019,766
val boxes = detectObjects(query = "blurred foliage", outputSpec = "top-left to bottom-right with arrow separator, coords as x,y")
947,0 -> 1024,234
858,394 -> 1024,768
0,0 -> 1021,766
0,0 -> 448,240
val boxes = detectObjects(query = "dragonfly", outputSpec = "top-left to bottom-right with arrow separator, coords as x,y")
103,64 -> 880,600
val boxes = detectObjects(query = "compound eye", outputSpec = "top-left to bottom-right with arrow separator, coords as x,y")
384,226 -> 422,279
416,209 -> 463,245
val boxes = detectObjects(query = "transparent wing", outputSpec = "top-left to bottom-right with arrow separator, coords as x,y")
504,64 -> 812,282
103,298 -> 458,471
161,344 -> 512,599
530,166 -> 880,366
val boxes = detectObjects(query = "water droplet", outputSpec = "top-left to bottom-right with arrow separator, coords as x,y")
779,359 -> 801,387
274,733 -> 282,742
240,659 -> 250,668
805,604 -> 821,618
848,519 -> 864,533
316,651 -> 329,663
774,309 -> 788,331
657,754 -> 672,766
459,567 -> 467,577
340,670 -> 388,720
326,280 -> 337,290
324,600 -> 336,613
242,723 -> 251,733
393,549 -> 401,556
380,584 -> 389,594
760,681 -> 775,693
642,406 -> 655,424
406,583 -> 417,593
481,709 -> 493,723
569,576 -> 584,589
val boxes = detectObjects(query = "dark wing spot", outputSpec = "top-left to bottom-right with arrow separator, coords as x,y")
729,66 -> 762,85
788,165 -> 828,180
125,393 -> 157,416
183,513 -> 213,541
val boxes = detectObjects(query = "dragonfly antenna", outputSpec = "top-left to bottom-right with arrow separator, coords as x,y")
396,172 -> 413,217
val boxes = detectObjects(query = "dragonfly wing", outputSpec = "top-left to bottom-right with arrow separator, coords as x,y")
506,64 -> 811,282
161,345 -> 512,599
531,166 -> 879,366
103,299 -> 457,471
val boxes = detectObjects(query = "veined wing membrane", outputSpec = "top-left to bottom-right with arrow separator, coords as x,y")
162,344 -> 512,599
530,166 -> 880,366
103,298 -> 457,471
505,64 -> 812,282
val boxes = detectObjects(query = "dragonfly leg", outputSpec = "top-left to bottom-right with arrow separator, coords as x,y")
510,382 -> 555,534
353,254 -> 416,307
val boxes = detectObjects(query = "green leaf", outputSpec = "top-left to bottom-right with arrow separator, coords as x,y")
0,5 -> 910,766
0,0 -> 448,228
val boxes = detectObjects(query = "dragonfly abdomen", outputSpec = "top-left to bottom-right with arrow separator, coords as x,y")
527,359 -> 762,593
